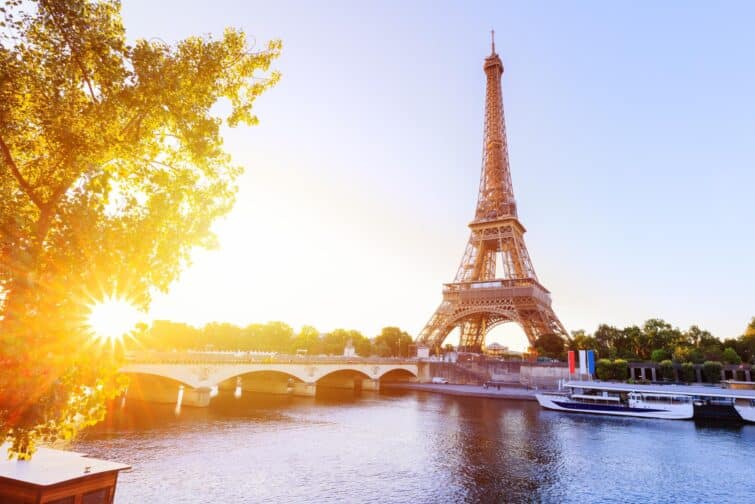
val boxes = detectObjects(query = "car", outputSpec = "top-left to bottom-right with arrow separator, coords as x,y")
431,377 -> 449,384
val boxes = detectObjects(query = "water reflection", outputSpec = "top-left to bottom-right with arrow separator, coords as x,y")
75,390 -> 755,503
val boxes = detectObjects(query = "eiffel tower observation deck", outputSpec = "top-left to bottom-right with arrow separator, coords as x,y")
418,33 -> 567,353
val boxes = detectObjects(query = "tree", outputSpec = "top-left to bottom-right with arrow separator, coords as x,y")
374,341 -> 392,358
642,319 -> 680,357
721,347 -> 741,365
593,324 -> 621,359
290,325 -> 321,355
566,330 -> 597,353
686,325 -> 718,349
737,332 -> 755,364
745,317 -> 755,337
354,337 -> 373,357
672,346 -> 690,363
203,322 -> 243,350
0,0 -> 280,458
650,349 -> 669,362
534,333 -> 565,360
140,320 -> 200,350
687,348 -> 705,364
623,325 -> 649,360
243,322 -> 293,352
321,329 -> 367,356
373,327 -> 412,357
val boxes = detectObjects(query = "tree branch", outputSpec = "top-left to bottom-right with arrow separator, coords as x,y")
0,135 -> 43,209
42,1 -> 98,103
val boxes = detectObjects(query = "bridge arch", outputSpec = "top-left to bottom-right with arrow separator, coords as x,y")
122,372 -> 201,406
214,368 -> 308,386
316,368 -> 372,391
121,369 -> 198,389
378,367 -> 417,382
219,370 -> 305,395
316,368 -> 372,382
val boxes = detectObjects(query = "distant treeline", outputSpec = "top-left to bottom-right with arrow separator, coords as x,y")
134,317 -> 755,364
132,321 -> 414,358
535,317 -> 755,364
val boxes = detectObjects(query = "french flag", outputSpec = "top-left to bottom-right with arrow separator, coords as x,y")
567,351 -> 575,374
579,350 -> 587,376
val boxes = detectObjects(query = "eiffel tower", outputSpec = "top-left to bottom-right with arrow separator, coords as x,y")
417,33 -> 567,353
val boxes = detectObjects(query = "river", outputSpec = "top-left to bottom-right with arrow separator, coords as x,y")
73,389 -> 754,503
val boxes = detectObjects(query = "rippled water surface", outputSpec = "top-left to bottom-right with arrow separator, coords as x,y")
74,390 -> 755,503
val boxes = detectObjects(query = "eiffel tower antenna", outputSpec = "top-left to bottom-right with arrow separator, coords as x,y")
417,41 -> 567,353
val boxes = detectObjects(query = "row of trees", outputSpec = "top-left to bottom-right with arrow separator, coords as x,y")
135,321 -> 415,358
534,317 -> 755,364
144,317 -> 755,363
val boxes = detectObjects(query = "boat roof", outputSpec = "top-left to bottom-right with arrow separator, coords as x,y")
564,380 -> 755,400
0,445 -> 130,487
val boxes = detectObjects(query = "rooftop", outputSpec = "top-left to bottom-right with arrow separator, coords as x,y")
0,445 -> 130,487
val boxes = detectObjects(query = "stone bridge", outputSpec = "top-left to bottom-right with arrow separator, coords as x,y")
120,352 -> 420,407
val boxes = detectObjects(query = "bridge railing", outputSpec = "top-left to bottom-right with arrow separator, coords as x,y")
124,350 -> 418,365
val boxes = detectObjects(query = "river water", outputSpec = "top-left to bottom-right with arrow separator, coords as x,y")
73,389 -> 754,503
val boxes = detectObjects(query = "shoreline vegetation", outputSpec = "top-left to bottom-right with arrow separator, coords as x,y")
134,317 -> 755,367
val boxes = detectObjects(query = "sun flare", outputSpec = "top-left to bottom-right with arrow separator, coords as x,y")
86,296 -> 143,342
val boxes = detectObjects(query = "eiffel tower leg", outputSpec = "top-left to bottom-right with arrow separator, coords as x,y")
459,317 -> 486,353
418,301 -> 456,351
519,307 -> 568,346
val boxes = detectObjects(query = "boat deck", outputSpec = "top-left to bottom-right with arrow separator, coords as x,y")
565,381 -> 755,400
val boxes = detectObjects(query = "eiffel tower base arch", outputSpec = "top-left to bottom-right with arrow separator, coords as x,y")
420,288 -> 566,353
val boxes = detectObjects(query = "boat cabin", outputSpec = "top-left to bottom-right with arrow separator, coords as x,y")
0,446 -> 130,504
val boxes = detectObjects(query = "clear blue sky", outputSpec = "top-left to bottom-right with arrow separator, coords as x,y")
124,1 -> 755,349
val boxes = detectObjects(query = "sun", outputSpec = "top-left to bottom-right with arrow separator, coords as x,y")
86,296 -> 144,342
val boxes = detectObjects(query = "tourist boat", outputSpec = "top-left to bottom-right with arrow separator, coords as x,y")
537,381 -> 755,423
722,380 -> 755,423
733,400 -> 755,423
536,382 -> 694,420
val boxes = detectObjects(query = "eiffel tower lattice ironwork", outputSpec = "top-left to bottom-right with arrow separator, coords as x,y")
417,34 -> 567,353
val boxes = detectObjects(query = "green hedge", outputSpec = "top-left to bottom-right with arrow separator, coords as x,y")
680,362 -> 696,383
613,359 -> 629,381
596,359 -> 613,380
659,360 -> 674,381
703,361 -> 722,383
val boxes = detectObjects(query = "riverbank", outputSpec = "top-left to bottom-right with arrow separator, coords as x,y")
382,382 -> 538,401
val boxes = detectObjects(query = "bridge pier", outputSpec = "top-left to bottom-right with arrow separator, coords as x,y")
317,374 -> 360,391
360,379 -> 380,392
126,376 -> 211,407
180,386 -> 211,407
292,382 -> 316,397
241,380 -> 291,395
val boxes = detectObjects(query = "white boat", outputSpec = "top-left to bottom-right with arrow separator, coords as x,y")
537,380 -> 755,423
722,381 -> 755,423
536,386 -> 693,420
733,400 -> 755,423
